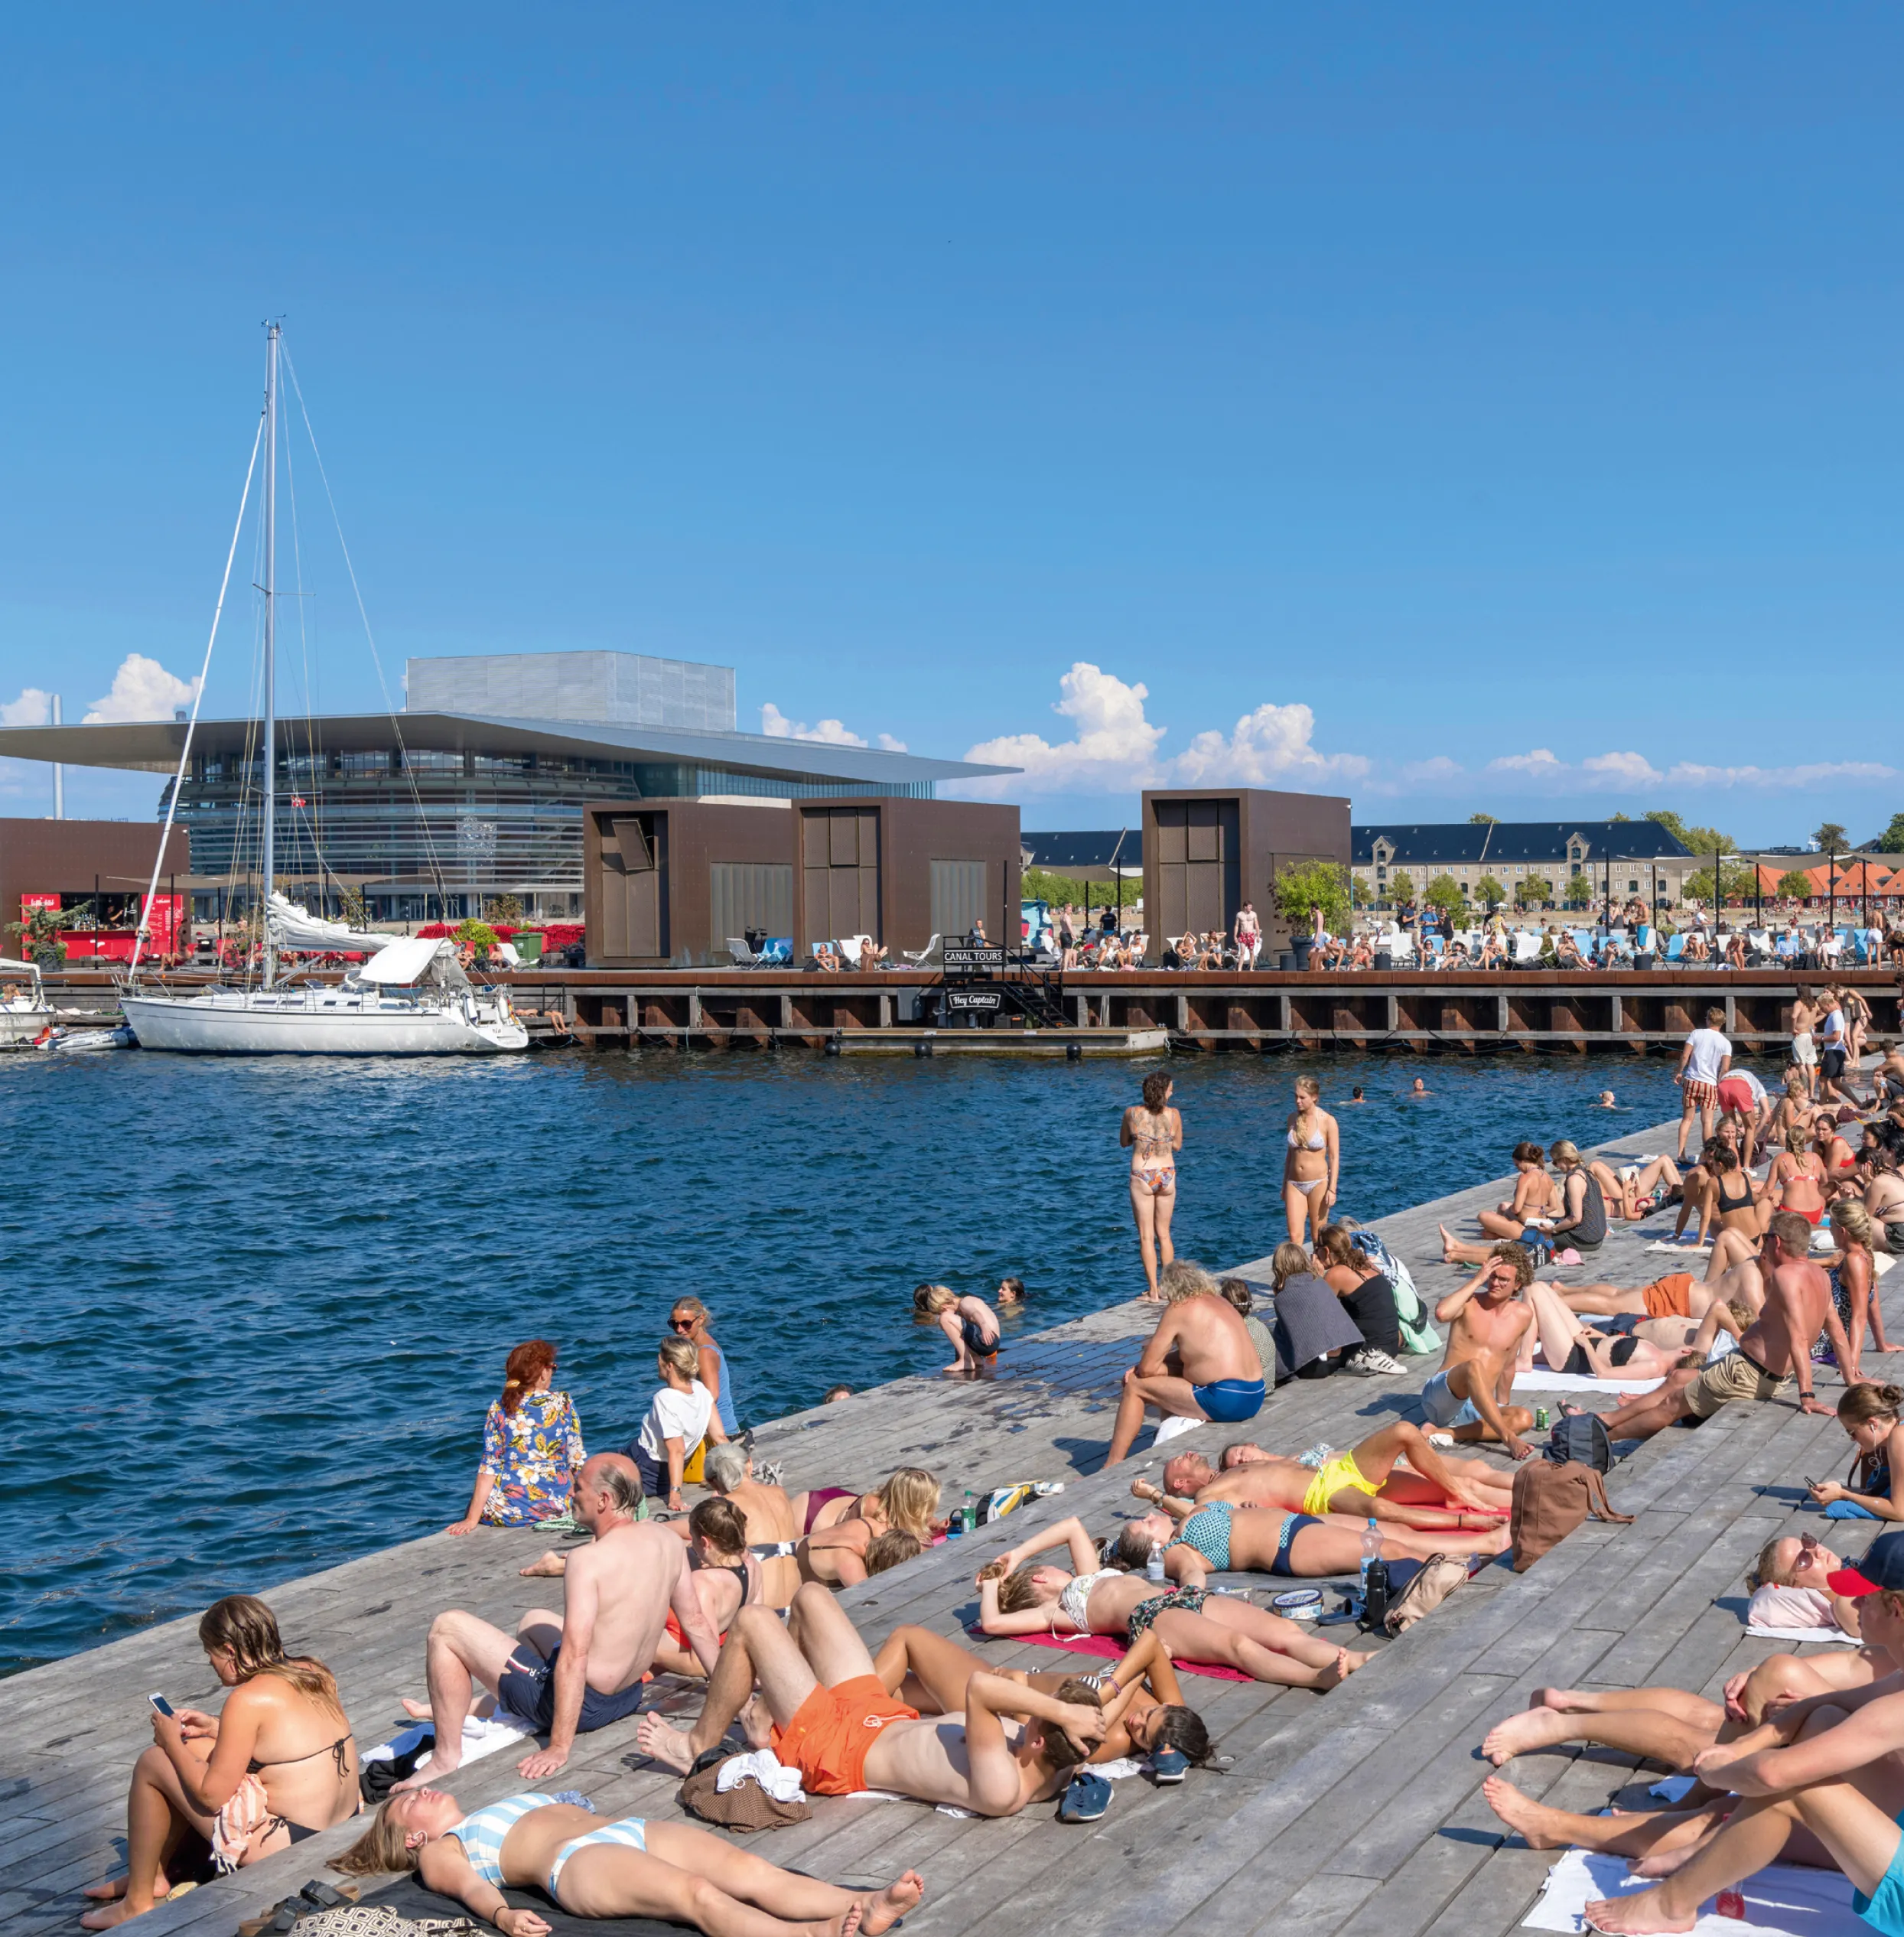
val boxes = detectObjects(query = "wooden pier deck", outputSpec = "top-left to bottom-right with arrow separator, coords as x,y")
5,1112 -> 1885,1937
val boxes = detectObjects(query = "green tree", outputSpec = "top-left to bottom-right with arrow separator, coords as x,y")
1473,873 -> 1506,910
1424,873 -> 1466,915
7,900 -> 87,967
1609,810 -> 1633,823
1683,862 -> 1757,904
453,918 -> 500,958
1777,869 -> 1814,900
1645,809 -> 1736,857
1385,868 -> 1415,907
337,886 -> 373,929
482,894 -> 525,926
1564,871 -> 1594,907
1273,859 -> 1352,930
1349,874 -> 1372,908
1813,822 -> 1850,855
1467,812 -> 1498,825
1516,874 -> 1553,907
1867,813 -> 1904,854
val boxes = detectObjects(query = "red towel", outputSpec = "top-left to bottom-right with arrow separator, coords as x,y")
965,1626 -> 1254,1683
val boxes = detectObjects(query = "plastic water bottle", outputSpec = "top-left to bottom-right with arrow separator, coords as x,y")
1360,1519 -> 1383,1595
962,1490 -> 978,1535
1147,1541 -> 1167,1584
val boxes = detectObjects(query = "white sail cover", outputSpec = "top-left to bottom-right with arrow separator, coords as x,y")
356,936 -> 467,988
267,892 -> 398,956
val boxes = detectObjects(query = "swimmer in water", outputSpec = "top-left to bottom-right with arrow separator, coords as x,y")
1596,1089 -> 1617,1108
1407,1077 -> 1431,1099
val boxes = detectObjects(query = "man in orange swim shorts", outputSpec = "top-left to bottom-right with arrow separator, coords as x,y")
1563,1270 -> 1720,1327
636,1583 -> 1113,1816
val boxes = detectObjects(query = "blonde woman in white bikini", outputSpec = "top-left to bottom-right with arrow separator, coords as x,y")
1121,1069 -> 1183,1301
1282,1074 -> 1339,1246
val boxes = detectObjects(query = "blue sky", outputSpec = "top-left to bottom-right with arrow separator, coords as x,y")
1,8 -> 1899,842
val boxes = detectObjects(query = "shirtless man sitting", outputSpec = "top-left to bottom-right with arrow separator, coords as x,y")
397,1455 -> 720,1786
636,1582 -> 1111,1816
1587,1213 -> 1852,1444
1151,1421 -> 1513,1530
1421,1245 -> 1538,1459
1102,1261 -> 1265,1464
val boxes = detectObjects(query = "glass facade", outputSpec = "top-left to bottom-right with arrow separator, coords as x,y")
164,744 -> 932,920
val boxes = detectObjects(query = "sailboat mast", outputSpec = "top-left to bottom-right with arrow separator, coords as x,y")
262,322 -> 278,987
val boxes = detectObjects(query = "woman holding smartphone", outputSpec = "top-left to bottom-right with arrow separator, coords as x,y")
82,1596 -> 360,1927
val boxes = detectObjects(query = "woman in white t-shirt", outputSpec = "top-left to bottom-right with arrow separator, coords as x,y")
631,1334 -> 725,1510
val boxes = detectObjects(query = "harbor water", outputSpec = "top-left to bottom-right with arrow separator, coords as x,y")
4,1050 -> 1684,1675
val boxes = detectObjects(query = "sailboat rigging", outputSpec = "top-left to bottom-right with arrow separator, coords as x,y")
119,323 -> 528,1055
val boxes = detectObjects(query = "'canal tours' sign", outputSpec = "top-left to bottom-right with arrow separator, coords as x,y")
942,943 -> 1005,974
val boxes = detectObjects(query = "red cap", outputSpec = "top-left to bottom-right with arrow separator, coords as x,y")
1827,1564 -> 1882,1597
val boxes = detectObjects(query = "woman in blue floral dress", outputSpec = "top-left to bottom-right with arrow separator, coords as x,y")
445,1339 -> 586,1532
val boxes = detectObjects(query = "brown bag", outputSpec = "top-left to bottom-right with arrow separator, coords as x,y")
1383,1552 -> 1468,1634
1510,1459 -> 1632,1571
679,1757 -> 812,1832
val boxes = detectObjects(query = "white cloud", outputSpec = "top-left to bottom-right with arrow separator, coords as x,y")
1,687 -> 51,728
1173,702 -> 1369,787
962,662 -> 1169,796
1478,746 -> 1896,795
960,662 -> 1369,798
1581,751 -> 1663,786
1660,760 -> 1896,789
83,653 -> 200,724
1487,748 -> 1567,776
1401,755 -> 1464,783
759,702 -> 907,752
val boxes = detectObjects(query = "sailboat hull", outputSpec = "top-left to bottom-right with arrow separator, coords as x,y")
122,990 -> 528,1056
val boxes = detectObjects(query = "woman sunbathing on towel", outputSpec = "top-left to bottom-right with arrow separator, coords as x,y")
872,1623 -> 1216,1772
1518,1280 -> 1705,1384
1153,1420 -> 1517,1532
338,1785 -> 920,1937
1115,1494 -> 1509,1589
978,1515 -> 1368,1689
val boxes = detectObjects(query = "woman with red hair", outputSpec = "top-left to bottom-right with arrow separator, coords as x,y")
445,1340 -> 587,1534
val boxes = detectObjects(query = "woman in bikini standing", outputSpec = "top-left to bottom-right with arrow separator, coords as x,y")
1281,1074 -> 1339,1248
1121,1069 -> 1183,1301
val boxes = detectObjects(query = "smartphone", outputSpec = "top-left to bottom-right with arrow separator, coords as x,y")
148,1693 -> 174,1717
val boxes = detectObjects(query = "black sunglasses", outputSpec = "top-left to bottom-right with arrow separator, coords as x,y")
669,1316 -> 695,1330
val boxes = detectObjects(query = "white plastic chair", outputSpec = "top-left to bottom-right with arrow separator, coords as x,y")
901,933 -> 942,966
1512,930 -> 1544,966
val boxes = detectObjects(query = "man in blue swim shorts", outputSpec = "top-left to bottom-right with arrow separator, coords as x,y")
1574,1529 -> 1904,1935
1103,1258 -> 1266,1465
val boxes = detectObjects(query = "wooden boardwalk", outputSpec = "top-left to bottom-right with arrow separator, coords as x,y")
5,1110 -> 1880,1937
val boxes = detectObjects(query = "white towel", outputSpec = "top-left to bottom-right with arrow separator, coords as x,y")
362,1711 -> 532,1770
1646,1239 -> 1711,1254
715,1748 -> 806,1802
1154,1414 -> 1204,1446
1524,1845 -> 1862,1935
1746,1623 -> 1860,1646
1512,1370 -> 1665,1397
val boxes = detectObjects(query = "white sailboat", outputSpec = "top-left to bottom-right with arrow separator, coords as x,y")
119,325 -> 528,1056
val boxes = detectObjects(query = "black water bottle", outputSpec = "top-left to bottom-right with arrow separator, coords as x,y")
1362,1557 -> 1390,1631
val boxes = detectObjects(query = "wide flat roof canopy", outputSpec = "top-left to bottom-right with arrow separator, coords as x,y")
0,712 -> 1017,786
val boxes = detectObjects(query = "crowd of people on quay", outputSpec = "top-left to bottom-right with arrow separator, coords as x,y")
1030,894 -> 1904,975
79,1018 -> 1904,1937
